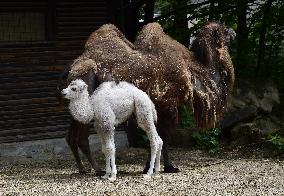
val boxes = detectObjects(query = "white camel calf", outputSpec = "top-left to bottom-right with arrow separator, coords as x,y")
62,79 -> 163,181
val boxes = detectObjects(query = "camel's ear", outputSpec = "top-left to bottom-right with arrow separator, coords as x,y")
226,28 -> 236,43
79,83 -> 87,92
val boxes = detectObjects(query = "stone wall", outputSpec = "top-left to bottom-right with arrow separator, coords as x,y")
0,131 -> 128,163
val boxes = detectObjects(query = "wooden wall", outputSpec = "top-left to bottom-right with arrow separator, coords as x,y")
0,0 -> 114,143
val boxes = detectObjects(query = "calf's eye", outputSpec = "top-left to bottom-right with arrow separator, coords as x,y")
71,87 -> 76,91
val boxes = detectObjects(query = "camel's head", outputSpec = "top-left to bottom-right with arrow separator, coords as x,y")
191,21 -> 235,67
189,22 -> 236,129
61,79 -> 88,100
202,21 -> 235,46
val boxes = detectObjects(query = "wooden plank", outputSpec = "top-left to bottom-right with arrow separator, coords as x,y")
0,105 -> 67,115
57,21 -> 106,26
0,97 -> 58,107
0,92 -> 58,102
0,119 -> 69,130
0,125 -> 69,137
56,7 -> 107,12
0,71 -> 60,79
0,86 -> 60,96
56,1 -> 106,6
0,130 -> 67,144
0,75 -> 60,84
0,80 -> 59,90
0,114 -> 70,127
0,102 -> 61,111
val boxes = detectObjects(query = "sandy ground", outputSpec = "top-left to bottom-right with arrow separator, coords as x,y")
0,148 -> 284,196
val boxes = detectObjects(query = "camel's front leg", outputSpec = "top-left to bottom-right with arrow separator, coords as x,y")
98,120 -> 117,181
96,125 -> 111,179
158,108 -> 180,173
66,119 -> 86,174
78,123 -> 102,176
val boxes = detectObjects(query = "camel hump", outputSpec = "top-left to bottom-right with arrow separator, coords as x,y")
141,22 -> 164,34
136,22 -> 189,56
135,23 -> 164,46
85,23 -> 135,50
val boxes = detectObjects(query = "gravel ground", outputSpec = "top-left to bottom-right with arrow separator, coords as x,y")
0,148 -> 284,196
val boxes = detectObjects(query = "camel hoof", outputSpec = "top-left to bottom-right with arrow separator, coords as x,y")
79,168 -> 91,175
164,165 -> 180,173
95,170 -> 104,177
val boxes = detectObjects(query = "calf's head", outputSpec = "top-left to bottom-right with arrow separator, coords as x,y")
61,79 -> 88,100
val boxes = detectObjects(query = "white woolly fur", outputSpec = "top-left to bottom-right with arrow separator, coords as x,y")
62,79 -> 163,181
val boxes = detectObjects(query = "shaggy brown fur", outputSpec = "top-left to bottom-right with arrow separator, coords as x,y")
63,22 -> 235,173
68,22 -> 235,129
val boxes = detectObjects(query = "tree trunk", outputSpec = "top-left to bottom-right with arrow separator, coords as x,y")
236,0 -> 249,69
144,0 -> 155,23
256,0 -> 274,77
208,0 -> 215,21
124,0 -> 141,42
172,0 -> 190,47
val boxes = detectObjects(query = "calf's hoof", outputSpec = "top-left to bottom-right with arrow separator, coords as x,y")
143,167 -> 155,174
108,176 -> 116,181
102,174 -> 110,179
143,174 -> 152,180
153,172 -> 160,177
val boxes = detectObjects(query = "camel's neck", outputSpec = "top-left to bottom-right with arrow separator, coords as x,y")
69,92 -> 94,124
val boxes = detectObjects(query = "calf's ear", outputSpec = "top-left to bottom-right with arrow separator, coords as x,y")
79,83 -> 87,92
226,28 -> 236,42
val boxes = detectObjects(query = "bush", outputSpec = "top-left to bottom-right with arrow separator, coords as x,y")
180,104 -> 195,129
267,133 -> 284,154
192,128 -> 221,154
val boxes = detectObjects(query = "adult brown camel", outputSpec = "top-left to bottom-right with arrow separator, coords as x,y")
57,21 -> 235,174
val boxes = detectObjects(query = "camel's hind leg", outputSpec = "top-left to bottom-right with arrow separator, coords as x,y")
136,113 -> 161,178
144,129 -> 159,178
154,135 -> 163,175
133,93 -> 162,178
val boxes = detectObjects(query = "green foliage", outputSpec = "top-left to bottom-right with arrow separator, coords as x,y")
267,133 -> 284,154
132,127 -> 149,148
192,128 -> 221,154
180,104 -> 195,129
180,105 -> 220,153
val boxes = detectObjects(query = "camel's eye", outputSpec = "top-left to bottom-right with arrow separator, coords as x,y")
71,87 -> 77,91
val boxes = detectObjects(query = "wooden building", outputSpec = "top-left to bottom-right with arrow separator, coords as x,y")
0,0 -> 137,143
